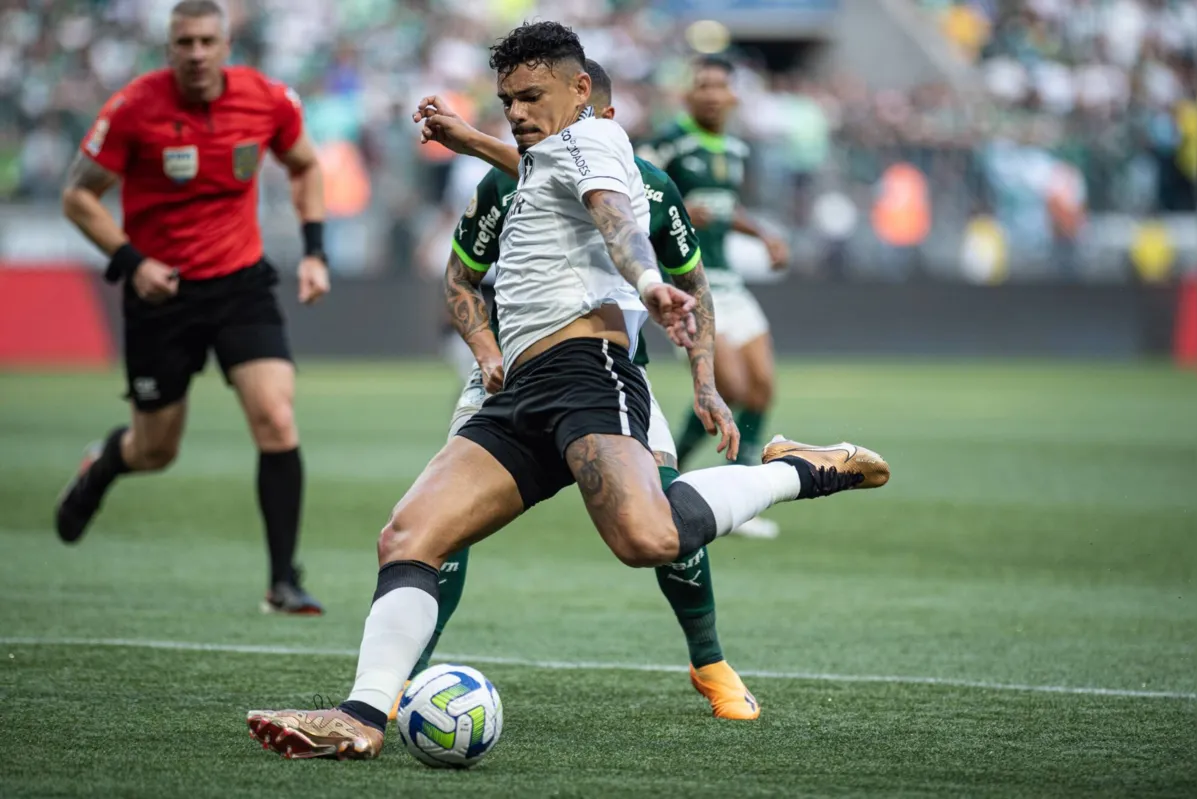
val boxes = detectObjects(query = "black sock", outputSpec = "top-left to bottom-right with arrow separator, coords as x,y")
257,448 -> 303,586
666,480 -> 718,558
87,426 -> 131,495
339,699 -> 389,731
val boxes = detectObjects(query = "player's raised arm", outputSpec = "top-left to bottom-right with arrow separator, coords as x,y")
584,189 -> 696,348
414,95 -> 520,179
444,250 -> 503,392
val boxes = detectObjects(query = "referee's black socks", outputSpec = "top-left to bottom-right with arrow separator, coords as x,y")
257,448 -> 303,586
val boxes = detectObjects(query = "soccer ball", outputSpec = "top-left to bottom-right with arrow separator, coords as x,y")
395,663 -> 503,768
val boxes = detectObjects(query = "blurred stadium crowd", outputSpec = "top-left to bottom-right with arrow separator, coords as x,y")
2,0 -> 1194,281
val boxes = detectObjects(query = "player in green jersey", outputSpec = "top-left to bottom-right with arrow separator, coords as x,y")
397,60 -> 761,721
642,56 -> 791,539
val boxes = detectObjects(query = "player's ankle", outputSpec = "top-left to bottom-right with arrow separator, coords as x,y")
338,700 -> 387,732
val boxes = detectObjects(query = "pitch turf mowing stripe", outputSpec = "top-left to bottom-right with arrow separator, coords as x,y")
3,635 -> 1193,701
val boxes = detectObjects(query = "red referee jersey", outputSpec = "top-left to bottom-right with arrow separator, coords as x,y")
81,66 -> 304,280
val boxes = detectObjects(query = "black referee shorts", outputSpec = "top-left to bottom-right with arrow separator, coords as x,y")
122,260 -> 292,411
457,337 -> 651,509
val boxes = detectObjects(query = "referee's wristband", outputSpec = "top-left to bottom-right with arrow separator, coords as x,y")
105,243 -> 145,284
302,221 -> 326,262
636,269 -> 663,300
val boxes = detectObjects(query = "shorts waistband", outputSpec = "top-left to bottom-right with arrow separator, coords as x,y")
507,336 -> 631,385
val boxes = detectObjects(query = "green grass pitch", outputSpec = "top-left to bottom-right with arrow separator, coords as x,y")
1,359 -> 1194,797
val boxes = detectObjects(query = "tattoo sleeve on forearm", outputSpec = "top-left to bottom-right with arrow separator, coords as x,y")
585,190 -> 658,287
670,261 -> 716,379
64,152 -> 118,195
443,251 -> 490,342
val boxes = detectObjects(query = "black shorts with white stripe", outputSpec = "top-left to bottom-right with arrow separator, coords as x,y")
456,337 -> 651,509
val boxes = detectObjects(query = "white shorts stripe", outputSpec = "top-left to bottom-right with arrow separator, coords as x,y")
600,339 -> 631,437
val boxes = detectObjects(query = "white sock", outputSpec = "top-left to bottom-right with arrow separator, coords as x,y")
345,586 -> 438,715
674,462 -> 801,539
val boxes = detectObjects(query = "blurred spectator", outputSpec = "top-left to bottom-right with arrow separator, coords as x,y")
2,0 -> 1193,282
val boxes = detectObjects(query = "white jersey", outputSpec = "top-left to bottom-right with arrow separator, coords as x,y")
494,117 -> 651,374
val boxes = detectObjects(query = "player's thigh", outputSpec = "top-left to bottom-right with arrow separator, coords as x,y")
565,433 -> 678,568
739,331 -> 776,408
227,358 -> 298,451
383,435 -> 525,567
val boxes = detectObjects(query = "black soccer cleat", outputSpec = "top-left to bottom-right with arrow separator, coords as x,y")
55,442 -> 107,544
261,570 -> 325,616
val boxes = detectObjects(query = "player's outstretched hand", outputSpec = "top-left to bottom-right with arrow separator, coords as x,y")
132,258 -> 179,304
478,355 -> 504,394
298,256 -> 330,304
693,384 -> 740,462
412,95 -> 479,156
642,283 -> 697,349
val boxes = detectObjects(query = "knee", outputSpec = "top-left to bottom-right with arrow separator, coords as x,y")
377,508 -> 444,568
609,522 -> 680,568
249,400 -> 298,451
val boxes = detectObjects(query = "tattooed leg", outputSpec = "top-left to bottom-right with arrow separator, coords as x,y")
566,434 -> 679,567
567,429 -> 815,567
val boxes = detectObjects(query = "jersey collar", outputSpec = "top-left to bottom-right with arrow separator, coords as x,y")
678,114 -> 727,154
171,67 -> 230,108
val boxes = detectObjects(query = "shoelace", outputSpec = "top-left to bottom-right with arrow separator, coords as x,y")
311,693 -> 341,710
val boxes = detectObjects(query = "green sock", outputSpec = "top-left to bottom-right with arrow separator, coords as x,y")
735,408 -> 766,465
674,409 -> 709,468
410,547 -> 470,677
654,465 -> 724,668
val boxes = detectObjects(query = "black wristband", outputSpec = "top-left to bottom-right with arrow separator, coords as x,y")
302,221 -> 326,261
105,243 -> 145,284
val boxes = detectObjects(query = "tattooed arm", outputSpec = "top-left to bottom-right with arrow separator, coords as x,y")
670,261 -> 739,460
444,250 -> 504,391
584,190 -> 697,347
61,152 -> 124,256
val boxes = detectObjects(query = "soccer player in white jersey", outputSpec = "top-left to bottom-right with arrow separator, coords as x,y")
246,22 -> 889,761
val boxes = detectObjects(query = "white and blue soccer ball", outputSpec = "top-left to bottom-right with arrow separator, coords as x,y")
396,663 -> 503,768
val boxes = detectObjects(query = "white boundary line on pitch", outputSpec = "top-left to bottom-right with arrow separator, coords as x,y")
2,636 -> 1193,701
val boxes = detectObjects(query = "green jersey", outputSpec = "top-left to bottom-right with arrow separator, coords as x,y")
451,157 -> 702,367
639,114 -> 749,276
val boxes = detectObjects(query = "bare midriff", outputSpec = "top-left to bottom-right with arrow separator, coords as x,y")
514,304 -> 629,369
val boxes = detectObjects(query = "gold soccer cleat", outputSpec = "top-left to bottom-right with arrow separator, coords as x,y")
762,436 -> 890,497
246,708 -> 384,760
690,661 -> 761,720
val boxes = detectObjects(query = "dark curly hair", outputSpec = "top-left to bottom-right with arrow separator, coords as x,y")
489,21 -> 586,80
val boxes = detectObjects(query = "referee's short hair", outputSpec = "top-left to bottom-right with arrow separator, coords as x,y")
171,0 -> 225,22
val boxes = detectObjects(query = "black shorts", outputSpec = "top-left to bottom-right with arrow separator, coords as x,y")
457,337 -> 651,509
122,260 -> 292,411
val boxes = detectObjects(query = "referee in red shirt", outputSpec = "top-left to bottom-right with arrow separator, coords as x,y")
56,0 -> 329,614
